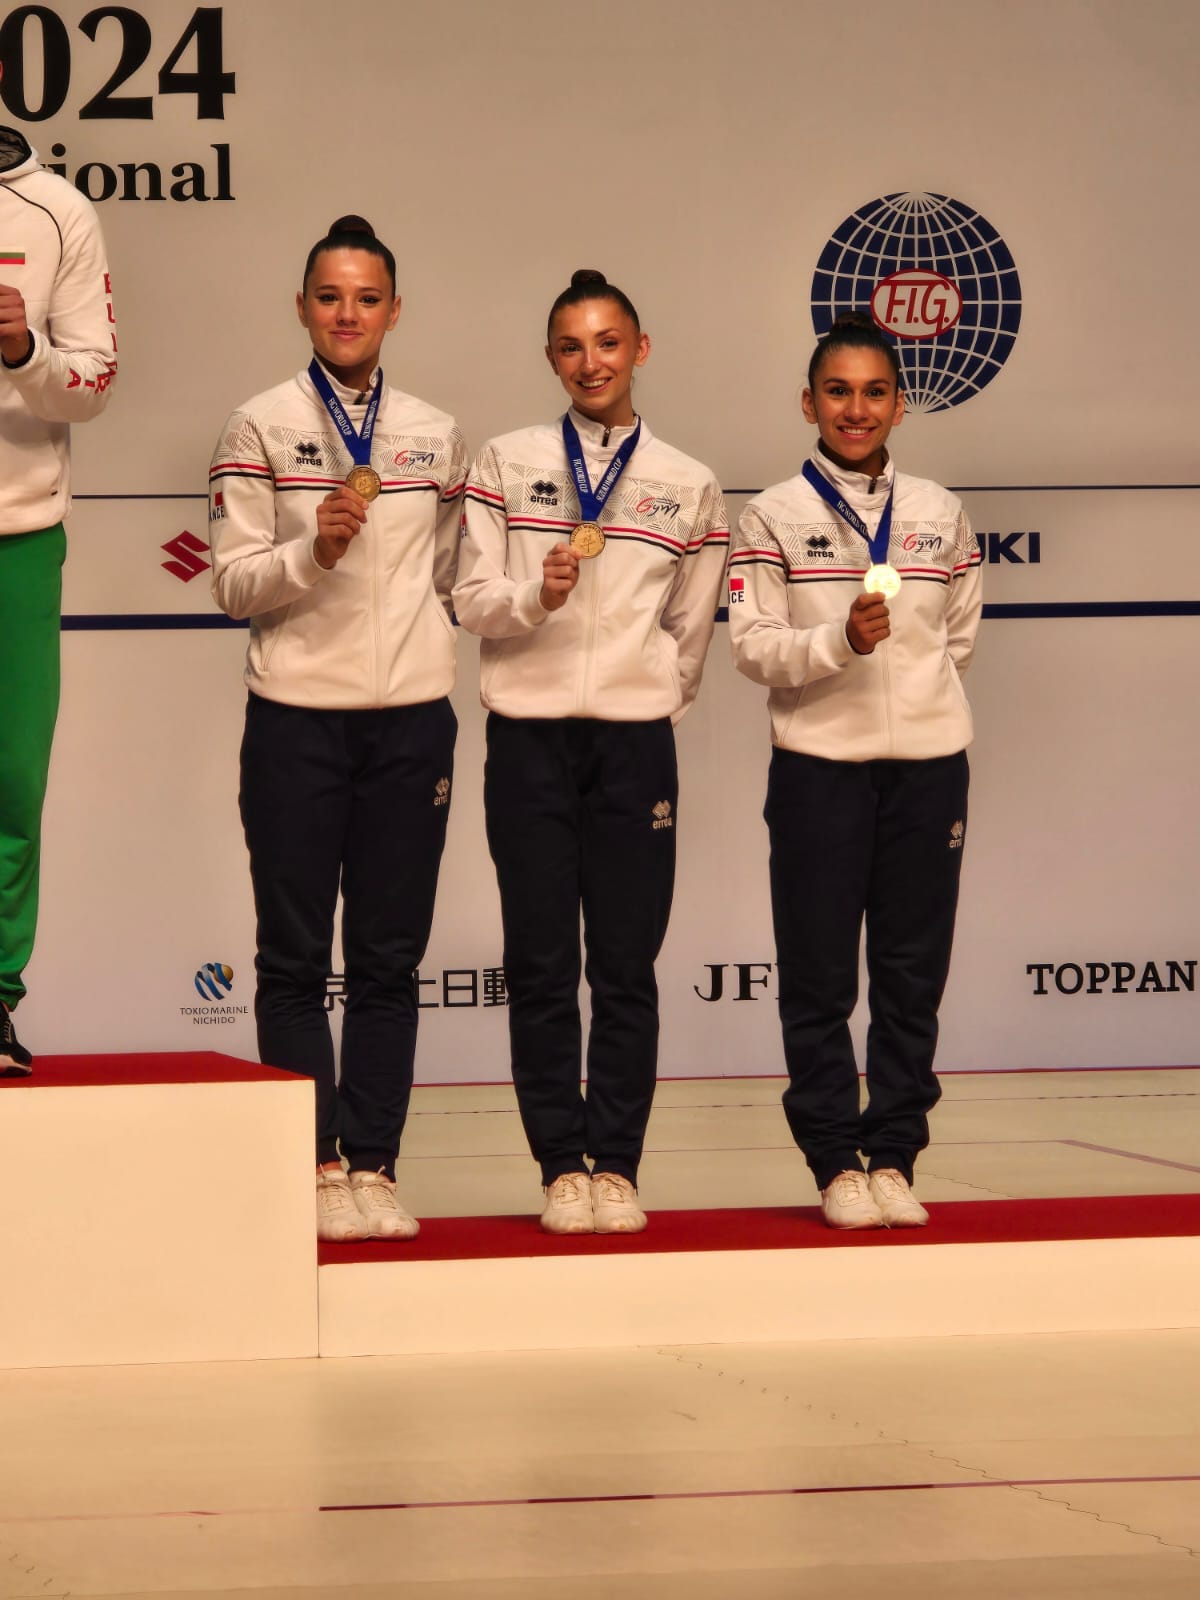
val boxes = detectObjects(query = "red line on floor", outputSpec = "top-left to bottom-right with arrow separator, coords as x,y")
5,1473 -> 1195,1526
319,1472 -> 1200,1512
1061,1140 -> 1200,1175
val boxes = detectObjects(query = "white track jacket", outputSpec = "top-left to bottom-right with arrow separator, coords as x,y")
0,128 -> 117,535
454,410 -> 728,721
728,448 -> 982,761
209,364 -> 466,710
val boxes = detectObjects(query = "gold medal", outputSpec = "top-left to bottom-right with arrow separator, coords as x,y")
864,563 -> 901,600
570,521 -> 606,558
346,465 -> 381,502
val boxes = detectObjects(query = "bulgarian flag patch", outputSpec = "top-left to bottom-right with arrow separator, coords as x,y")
0,251 -> 25,266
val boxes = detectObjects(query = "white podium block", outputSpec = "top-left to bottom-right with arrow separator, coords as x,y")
0,1054 -> 317,1369
317,1196 -> 1200,1358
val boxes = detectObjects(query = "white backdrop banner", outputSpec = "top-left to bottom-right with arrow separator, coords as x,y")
6,0 -> 1196,1076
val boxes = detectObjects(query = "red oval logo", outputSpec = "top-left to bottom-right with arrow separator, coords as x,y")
870,269 -> 963,340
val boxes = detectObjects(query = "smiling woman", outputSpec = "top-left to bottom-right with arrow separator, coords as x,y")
207,214 -> 467,1247
453,268 -> 730,1240
297,217 -> 400,399
727,310 -> 983,1235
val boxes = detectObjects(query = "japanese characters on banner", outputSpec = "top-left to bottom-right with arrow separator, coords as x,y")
6,0 -> 1196,1076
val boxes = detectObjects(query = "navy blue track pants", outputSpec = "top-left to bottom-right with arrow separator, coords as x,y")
765,746 -> 969,1190
239,692 -> 456,1175
484,713 -> 677,1187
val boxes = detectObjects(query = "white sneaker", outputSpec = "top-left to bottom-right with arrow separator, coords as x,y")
349,1169 -> 420,1240
591,1172 -> 647,1235
316,1166 -> 368,1242
540,1171 -> 594,1235
821,1168 -> 884,1230
869,1169 -> 929,1228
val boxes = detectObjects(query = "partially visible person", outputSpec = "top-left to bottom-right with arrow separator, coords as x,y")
210,215 -> 465,1242
454,268 -> 728,1236
727,311 -> 981,1230
0,76 -> 118,1078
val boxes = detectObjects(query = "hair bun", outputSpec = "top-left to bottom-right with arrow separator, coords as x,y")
328,213 -> 376,239
569,268 -> 608,290
829,309 -> 875,334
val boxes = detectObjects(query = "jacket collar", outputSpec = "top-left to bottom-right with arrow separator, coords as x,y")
565,406 -> 643,449
810,441 -> 895,501
307,356 -> 380,407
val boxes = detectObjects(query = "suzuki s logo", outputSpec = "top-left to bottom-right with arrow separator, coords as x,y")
871,269 -> 963,340
162,531 -> 210,583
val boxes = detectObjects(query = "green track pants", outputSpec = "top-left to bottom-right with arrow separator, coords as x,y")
0,524 -> 65,1009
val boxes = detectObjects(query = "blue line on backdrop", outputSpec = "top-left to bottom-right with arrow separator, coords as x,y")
61,602 -> 1200,632
75,485 -> 1200,501
62,614 -> 246,630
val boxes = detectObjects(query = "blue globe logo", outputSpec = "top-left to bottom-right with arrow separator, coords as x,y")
194,962 -> 233,1000
811,193 -> 1022,413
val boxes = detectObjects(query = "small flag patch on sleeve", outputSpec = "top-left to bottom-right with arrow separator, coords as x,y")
728,575 -> 745,604
0,252 -> 26,266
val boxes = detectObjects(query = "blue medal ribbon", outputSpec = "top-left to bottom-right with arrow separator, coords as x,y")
562,413 -> 642,524
802,458 -> 893,568
308,357 -> 383,472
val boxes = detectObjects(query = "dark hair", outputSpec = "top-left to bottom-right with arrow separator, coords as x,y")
807,311 -> 901,390
302,214 -> 396,294
546,268 -> 640,342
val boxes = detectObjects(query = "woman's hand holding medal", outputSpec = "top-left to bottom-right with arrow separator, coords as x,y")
314,484 -> 369,570
539,542 -> 580,611
846,591 -> 891,655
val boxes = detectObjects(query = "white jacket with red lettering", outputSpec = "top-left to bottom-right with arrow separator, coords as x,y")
209,362 -> 466,710
0,128 -> 117,535
453,410 -> 728,721
727,447 -> 982,761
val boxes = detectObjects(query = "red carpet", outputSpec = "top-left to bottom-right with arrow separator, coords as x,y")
11,1058 -> 1196,1267
318,1191 -> 1200,1266
2,1053 -> 303,1087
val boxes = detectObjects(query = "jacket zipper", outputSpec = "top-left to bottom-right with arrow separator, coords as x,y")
371,482 -> 383,705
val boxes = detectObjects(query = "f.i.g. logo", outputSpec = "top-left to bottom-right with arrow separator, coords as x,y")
811,192 -> 1022,413
871,270 -> 963,339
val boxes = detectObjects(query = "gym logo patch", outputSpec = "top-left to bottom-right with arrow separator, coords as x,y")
636,495 -> 681,520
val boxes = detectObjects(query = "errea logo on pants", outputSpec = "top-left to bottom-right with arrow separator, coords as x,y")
434,778 -> 450,807
652,801 -> 673,830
